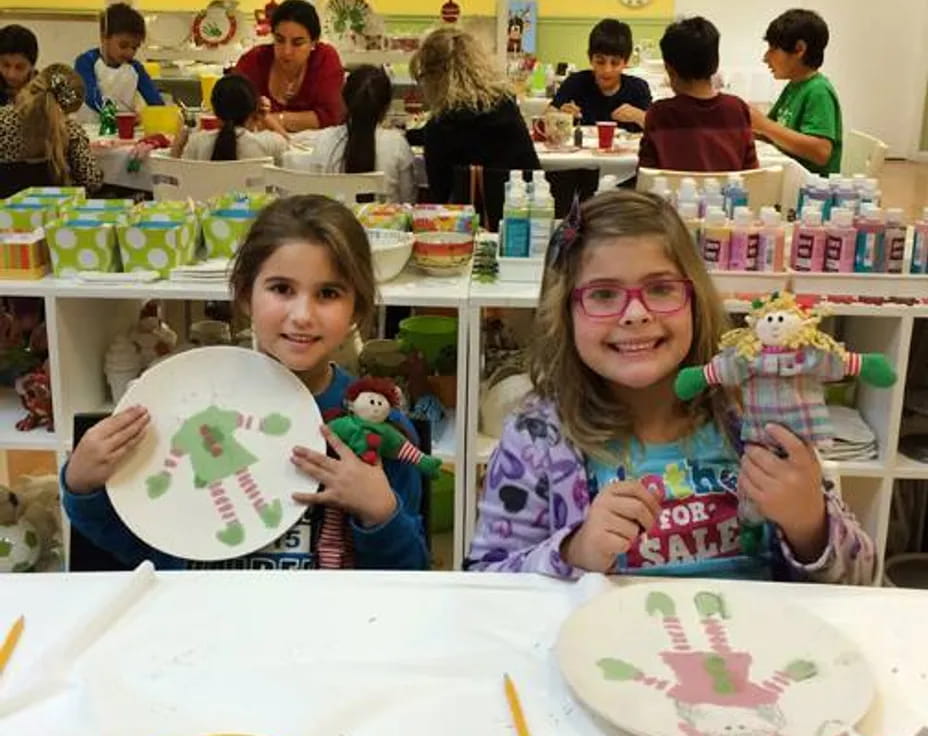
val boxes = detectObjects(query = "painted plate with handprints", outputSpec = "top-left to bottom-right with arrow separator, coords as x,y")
192,2 -> 238,47
108,346 -> 323,561
556,582 -> 874,736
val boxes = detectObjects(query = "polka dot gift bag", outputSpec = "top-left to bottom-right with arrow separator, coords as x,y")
45,217 -> 120,277
116,212 -> 199,277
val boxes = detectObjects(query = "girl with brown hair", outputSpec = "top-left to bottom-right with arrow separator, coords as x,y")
467,189 -> 874,585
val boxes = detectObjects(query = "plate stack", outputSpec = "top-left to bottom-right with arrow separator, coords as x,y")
822,405 -> 878,461
168,259 -> 230,283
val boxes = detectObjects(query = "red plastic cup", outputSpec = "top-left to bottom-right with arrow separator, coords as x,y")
597,121 -> 617,150
199,114 -> 220,131
115,112 -> 137,140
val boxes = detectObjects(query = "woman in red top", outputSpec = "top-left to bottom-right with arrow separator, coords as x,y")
234,0 -> 344,132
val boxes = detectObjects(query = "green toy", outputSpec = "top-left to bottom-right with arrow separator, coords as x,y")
98,99 -> 118,136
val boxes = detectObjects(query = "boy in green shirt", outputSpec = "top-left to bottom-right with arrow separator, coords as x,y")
750,9 -> 842,175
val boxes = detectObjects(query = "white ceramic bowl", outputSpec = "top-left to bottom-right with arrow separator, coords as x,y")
366,228 -> 414,282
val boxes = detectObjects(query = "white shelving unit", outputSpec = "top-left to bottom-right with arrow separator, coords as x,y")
0,267 -> 472,568
464,272 -> 928,583
3,268 -> 926,576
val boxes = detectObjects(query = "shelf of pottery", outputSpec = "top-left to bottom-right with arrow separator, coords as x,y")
0,190 -> 476,571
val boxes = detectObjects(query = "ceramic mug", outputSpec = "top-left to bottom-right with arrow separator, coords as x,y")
531,110 -> 573,148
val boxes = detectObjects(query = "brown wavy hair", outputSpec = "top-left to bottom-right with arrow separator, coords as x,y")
410,27 -> 511,116
528,189 -> 733,460
15,64 -> 85,185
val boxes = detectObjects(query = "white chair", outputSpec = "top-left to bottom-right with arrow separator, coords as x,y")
637,165 -> 785,210
262,166 -> 387,203
148,152 -> 273,201
841,129 -> 889,177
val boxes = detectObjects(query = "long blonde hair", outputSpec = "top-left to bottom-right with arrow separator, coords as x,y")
529,190 -> 732,460
410,27 -> 512,116
720,291 -> 845,360
14,64 -> 85,185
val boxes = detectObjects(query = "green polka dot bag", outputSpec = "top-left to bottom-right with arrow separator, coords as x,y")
0,201 -> 56,233
202,208 -> 259,259
116,214 -> 199,277
45,218 -> 120,277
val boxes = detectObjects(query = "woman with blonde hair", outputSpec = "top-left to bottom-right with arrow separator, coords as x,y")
410,27 -> 538,203
0,63 -> 102,192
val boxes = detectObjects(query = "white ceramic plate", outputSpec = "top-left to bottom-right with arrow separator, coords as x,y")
108,346 -> 324,561
556,582 -> 874,736
146,13 -> 192,49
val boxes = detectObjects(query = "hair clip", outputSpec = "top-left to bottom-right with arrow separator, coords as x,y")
546,193 -> 582,269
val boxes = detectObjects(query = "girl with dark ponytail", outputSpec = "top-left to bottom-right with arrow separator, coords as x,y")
174,74 -> 288,164
309,65 -> 416,202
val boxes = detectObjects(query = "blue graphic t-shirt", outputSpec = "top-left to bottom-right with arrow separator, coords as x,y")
586,423 -> 773,580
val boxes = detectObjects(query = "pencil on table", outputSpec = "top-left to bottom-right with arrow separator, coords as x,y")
0,615 -> 24,675
503,672 -> 531,736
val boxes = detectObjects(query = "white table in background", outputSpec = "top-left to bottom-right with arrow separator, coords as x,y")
1,569 -> 926,736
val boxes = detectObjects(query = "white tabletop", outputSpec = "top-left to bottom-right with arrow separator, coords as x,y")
1,568 -> 926,736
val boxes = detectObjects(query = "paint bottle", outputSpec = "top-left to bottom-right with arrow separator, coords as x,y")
803,176 -> 833,220
834,178 -> 860,215
756,206 -> 785,272
650,175 -> 672,201
824,207 -> 857,273
676,177 -> 699,211
859,178 -> 881,208
699,178 -> 723,217
911,206 -> 928,274
728,206 -> 758,271
854,205 -> 886,273
884,207 -> 907,274
791,207 -> 826,272
678,201 -> 701,249
723,174 -> 749,218
501,179 -> 530,257
528,179 -> 555,257
700,207 -> 730,270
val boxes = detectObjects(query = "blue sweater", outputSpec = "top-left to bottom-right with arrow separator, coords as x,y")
74,48 -> 164,113
62,364 -> 429,571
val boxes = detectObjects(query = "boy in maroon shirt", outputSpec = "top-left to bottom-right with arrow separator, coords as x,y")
638,17 -> 758,172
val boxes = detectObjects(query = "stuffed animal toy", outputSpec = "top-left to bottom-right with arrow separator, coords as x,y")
674,291 -> 896,554
0,476 -> 61,572
15,361 -> 53,431
328,377 -> 442,476
317,377 -> 440,569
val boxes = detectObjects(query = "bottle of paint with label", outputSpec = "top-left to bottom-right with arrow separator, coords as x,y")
501,179 -> 530,257
854,205 -> 886,273
791,207 -> 826,271
528,179 -> 555,257
756,206 -> 785,272
650,175 -> 672,201
884,207 -> 907,273
723,174 -> 749,218
824,207 -> 856,272
676,177 -> 699,211
700,207 -> 730,270
699,178 -> 723,217
728,206 -> 758,271
804,176 -> 833,220
911,206 -> 928,274
834,178 -> 860,214
678,201 -> 701,249
859,178 -> 881,208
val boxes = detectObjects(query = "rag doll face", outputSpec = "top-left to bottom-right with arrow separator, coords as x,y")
752,309 -> 804,347
350,391 -> 391,423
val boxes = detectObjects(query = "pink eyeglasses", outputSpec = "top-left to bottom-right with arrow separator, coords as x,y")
572,279 -> 693,319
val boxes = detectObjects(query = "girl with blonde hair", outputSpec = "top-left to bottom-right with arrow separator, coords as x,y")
466,189 -> 874,585
0,63 -> 102,191
409,27 -> 538,203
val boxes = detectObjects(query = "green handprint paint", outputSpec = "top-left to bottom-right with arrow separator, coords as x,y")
144,405 -> 292,547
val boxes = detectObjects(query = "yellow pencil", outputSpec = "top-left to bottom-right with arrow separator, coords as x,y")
0,615 -> 24,675
503,673 -> 531,736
